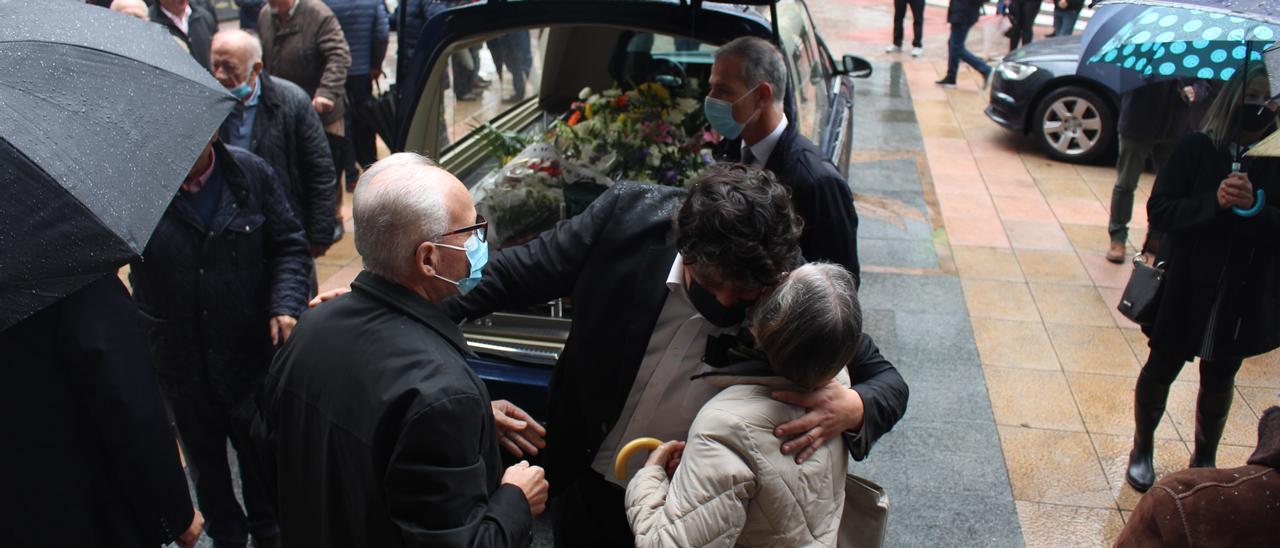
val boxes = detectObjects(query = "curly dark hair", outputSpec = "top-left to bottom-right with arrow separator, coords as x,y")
675,163 -> 803,289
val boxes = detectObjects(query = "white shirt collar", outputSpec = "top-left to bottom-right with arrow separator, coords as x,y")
269,0 -> 300,19
741,114 -> 788,168
666,254 -> 685,290
160,3 -> 191,35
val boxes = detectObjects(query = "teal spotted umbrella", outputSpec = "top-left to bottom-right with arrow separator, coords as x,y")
1080,1 -> 1278,93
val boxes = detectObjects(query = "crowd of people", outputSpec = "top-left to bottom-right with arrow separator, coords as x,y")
2,0 -> 1279,546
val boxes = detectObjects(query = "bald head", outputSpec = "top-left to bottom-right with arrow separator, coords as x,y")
211,30 -> 264,94
109,0 -> 148,19
353,153 -> 475,285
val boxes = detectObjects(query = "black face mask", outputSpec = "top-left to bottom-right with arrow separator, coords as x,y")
687,278 -> 753,328
1239,103 -> 1277,134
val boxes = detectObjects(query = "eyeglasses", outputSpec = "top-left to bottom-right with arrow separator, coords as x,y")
434,213 -> 487,243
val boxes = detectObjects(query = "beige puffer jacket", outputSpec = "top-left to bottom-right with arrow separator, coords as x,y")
625,363 -> 850,547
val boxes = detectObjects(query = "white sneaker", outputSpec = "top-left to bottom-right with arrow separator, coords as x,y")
911,47 -> 923,57
885,45 -> 902,53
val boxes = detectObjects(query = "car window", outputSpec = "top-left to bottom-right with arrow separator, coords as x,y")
419,26 -> 716,338
770,0 -> 829,144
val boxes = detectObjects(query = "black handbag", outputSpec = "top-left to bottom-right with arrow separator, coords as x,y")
1117,255 -> 1165,324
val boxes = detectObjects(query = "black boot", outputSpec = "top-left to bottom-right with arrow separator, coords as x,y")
1125,375 -> 1171,492
1189,387 -> 1233,468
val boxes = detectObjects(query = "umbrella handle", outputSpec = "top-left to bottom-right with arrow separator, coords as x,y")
1233,189 -> 1265,217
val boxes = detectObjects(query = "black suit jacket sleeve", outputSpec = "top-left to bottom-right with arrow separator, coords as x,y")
260,160 -> 314,317
385,394 -> 533,547
294,96 -> 338,247
443,184 -> 623,322
792,168 -> 861,284
842,334 -> 908,461
62,277 -> 194,544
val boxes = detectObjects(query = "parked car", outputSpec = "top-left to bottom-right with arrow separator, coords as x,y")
392,0 -> 871,421
986,35 -> 1119,164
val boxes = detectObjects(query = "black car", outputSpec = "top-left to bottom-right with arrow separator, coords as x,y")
392,0 -> 871,420
986,35 -> 1119,164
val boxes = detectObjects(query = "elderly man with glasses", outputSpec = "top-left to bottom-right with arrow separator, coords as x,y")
260,153 -> 546,548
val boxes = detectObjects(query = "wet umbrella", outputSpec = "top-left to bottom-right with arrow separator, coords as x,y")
1080,0 -> 1278,94
0,0 -> 235,331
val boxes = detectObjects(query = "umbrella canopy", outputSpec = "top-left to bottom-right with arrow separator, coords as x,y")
0,0 -> 235,331
1080,0 -> 1277,94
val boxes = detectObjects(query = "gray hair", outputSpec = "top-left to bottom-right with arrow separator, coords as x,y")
352,153 -> 449,282
715,36 -> 787,105
213,29 -> 263,65
750,262 -> 861,389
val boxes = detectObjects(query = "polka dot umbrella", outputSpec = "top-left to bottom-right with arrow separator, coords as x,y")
1079,1 -> 1278,94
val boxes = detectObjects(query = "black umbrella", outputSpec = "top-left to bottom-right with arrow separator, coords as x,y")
354,80 -> 397,146
0,0 -> 235,331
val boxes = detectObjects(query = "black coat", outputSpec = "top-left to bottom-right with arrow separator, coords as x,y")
0,275 -> 194,547
130,142 -> 312,406
221,75 -> 337,248
149,1 -> 216,71
1146,132 -> 1280,361
260,271 -> 533,548
716,122 -> 862,285
947,0 -> 985,25
444,183 -> 908,491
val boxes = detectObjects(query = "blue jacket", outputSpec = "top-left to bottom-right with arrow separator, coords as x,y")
322,0 -> 390,76
130,142 -> 312,406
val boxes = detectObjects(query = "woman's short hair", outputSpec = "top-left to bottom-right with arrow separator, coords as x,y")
750,263 -> 862,389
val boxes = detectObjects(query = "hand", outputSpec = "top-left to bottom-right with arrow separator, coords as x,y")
644,440 -> 686,478
370,67 -> 383,80
502,460 -> 549,516
176,509 -> 204,548
270,315 -> 297,345
1217,173 -> 1255,209
311,244 -> 330,258
771,381 -> 865,464
1057,0 -> 1067,8
309,287 -> 351,308
312,95 -> 335,114
491,399 -> 547,458
1181,85 -> 1197,104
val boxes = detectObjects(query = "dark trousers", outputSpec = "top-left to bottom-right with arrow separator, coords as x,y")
1137,347 -> 1243,400
946,20 -> 991,79
1051,6 -> 1082,37
1109,135 -> 1176,246
892,0 -> 925,48
344,75 -> 376,170
1009,0 -> 1041,50
170,393 -> 278,547
552,472 -> 633,548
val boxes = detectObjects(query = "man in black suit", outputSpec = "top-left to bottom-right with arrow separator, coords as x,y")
150,0 -> 217,70
708,36 -> 861,286
445,164 -> 908,546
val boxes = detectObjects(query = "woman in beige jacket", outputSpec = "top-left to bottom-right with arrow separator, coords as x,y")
625,263 -> 858,547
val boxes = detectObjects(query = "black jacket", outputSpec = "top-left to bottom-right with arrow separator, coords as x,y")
444,183 -> 908,491
1119,80 -> 1211,140
0,275 -> 194,547
149,1 -> 216,71
130,142 -> 312,406
221,75 -> 337,248
261,271 -> 533,548
1146,132 -> 1280,361
947,0 -> 985,25
716,122 -> 862,285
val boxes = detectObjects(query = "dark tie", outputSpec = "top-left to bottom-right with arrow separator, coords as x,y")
741,146 -> 755,166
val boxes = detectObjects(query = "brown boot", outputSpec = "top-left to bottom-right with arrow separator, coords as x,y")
1106,241 -> 1126,264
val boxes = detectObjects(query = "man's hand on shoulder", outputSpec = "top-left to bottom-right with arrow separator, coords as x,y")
492,399 -> 547,458
771,381 -> 865,464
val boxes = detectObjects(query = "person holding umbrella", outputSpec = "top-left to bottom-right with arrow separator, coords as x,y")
1125,64 -> 1279,493
129,136 -> 312,548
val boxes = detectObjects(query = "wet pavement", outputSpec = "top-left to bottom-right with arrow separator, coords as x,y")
186,1 -> 1280,546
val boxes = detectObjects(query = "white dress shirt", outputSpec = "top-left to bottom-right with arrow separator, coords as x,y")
740,114 -> 789,168
160,3 -> 191,36
590,255 -> 736,486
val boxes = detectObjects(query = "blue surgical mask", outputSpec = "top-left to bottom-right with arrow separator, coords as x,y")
433,232 -> 488,294
228,76 -> 254,101
703,84 -> 760,140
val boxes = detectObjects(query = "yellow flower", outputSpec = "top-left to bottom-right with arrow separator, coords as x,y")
585,103 -> 593,119
638,82 -> 671,103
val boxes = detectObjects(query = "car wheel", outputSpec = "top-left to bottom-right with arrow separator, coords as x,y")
1033,86 -> 1114,164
